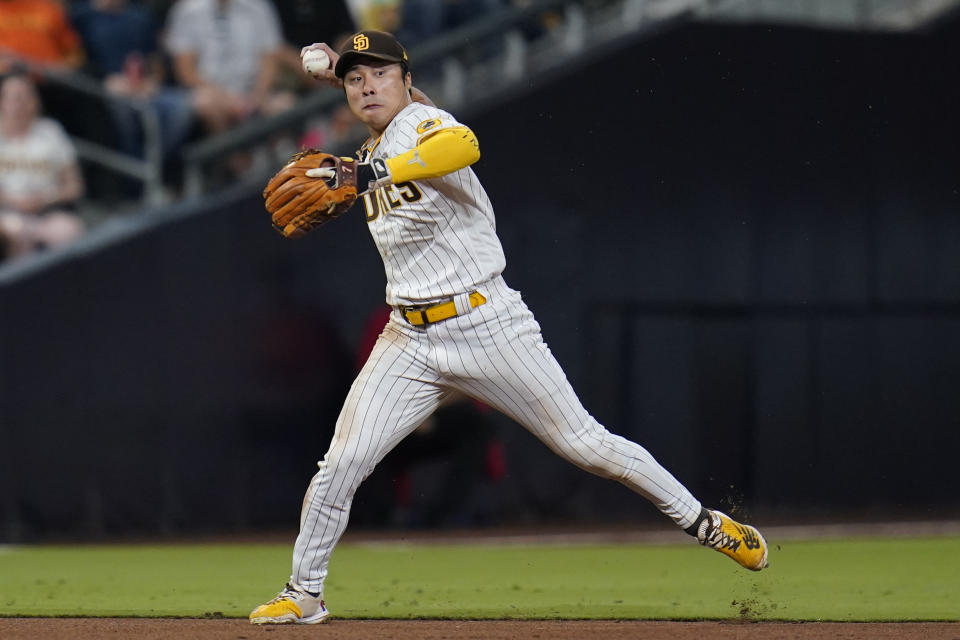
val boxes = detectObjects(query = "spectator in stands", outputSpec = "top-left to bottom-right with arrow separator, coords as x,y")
163,0 -> 294,139
0,0 -> 85,72
0,70 -> 85,261
70,0 -> 194,163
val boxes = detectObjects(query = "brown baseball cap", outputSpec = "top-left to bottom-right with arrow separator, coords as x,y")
335,30 -> 410,79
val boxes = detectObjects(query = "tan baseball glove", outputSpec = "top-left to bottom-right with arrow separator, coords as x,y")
263,149 -> 359,238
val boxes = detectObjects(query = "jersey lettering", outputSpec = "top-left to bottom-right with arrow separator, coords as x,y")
395,181 -> 422,203
384,186 -> 402,209
376,189 -> 390,216
363,182 -> 425,222
363,192 -> 380,222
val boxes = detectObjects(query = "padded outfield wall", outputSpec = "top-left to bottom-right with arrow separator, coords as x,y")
1,19 -> 959,540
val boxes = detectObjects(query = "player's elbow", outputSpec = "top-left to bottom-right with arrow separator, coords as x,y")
434,125 -> 479,167
461,129 -> 480,166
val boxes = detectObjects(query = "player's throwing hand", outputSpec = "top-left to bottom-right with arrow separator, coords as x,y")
300,42 -> 341,89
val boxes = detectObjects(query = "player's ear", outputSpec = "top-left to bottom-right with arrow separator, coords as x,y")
404,71 -> 412,91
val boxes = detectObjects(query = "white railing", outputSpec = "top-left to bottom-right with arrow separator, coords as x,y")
32,68 -> 167,207
181,0 -> 703,197
697,0 -> 960,30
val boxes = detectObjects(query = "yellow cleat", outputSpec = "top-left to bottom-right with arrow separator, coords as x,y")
249,583 -> 329,625
697,510 -> 769,571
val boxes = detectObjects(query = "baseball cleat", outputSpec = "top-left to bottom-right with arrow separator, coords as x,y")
697,510 -> 769,571
249,583 -> 329,624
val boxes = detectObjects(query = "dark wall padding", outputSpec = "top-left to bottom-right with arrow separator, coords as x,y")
2,19 -> 959,539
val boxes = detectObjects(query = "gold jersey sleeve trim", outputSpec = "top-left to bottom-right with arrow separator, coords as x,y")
385,126 -> 480,184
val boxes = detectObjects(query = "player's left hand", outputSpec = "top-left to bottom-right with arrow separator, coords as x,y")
263,149 -> 359,238
309,158 -> 391,195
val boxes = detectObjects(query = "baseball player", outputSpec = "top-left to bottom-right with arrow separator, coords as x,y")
250,30 -> 768,625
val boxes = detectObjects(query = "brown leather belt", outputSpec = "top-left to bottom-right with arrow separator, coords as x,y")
401,291 -> 487,326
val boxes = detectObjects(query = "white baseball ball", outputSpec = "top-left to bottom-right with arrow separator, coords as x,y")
302,49 -> 330,76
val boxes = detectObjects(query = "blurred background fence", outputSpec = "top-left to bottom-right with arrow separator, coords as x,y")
1,0 -> 959,541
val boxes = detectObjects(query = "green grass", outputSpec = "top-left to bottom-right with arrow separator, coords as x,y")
1,536 -> 958,621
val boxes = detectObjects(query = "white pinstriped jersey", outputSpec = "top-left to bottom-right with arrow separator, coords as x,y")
357,103 -> 506,306
288,96 -> 706,600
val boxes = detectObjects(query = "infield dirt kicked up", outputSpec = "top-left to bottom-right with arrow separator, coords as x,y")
2,618 -> 960,639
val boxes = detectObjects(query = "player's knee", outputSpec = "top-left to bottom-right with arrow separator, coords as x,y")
576,448 -> 621,480
557,424 -> 624,481
319,447 -> 376,485
321,449 -> 355,473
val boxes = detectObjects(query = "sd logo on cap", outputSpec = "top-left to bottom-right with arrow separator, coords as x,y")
335,30 -> 410,79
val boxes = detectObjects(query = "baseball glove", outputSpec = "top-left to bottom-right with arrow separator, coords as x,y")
263,149 -> 359,238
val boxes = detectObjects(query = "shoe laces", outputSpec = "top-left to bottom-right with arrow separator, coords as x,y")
266,583 -> 304,604
702,515 -> 743,552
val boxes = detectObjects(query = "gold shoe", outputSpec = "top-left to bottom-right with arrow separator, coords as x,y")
249,583 -> 329,624
698,510 -> 769,571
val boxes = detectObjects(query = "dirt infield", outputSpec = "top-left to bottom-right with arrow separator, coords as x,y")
2,619 -> 959,639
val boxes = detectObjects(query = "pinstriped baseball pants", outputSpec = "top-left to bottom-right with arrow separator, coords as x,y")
291,276 -> 702,593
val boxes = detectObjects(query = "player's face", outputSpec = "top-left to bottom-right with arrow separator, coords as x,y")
343,60 -> 412,136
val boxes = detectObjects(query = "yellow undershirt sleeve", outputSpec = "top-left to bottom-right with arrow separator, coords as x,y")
384,126 -> 480,183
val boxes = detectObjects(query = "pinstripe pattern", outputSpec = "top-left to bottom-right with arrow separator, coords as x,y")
291,275 -> 703,593
288,105 -> 703,595
362,103 -> 503,306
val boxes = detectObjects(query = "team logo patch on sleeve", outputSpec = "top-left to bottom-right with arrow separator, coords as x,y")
416,118 -> 441,134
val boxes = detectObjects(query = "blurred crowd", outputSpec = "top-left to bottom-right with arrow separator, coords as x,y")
0,0 -> 519,264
